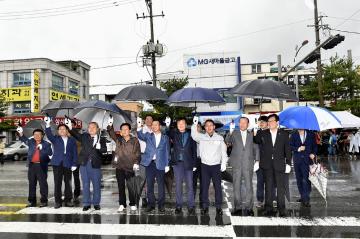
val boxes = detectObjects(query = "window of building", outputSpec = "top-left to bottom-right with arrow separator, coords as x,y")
69,80 -> 79,95
52,74 -> 64,91
13,101 -> 31,114
13,72 -> 31,86
251,64 -> 262,74
82,85 -> 87,98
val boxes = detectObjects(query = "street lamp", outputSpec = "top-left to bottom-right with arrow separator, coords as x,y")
294,40 -> 309,105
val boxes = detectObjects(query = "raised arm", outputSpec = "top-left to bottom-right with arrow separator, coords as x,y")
107,125 -> 119,142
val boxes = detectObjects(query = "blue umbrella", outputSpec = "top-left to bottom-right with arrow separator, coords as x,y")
166,87 -> 225,108
279,106 -> 342,131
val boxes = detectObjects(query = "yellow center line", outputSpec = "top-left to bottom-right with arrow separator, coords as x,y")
0,211 -> 17,215
0,204 -> 27,207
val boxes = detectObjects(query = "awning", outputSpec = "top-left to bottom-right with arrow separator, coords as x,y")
332,111 -> 360,128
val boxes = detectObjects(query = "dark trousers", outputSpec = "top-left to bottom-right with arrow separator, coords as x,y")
264,167 -> 286,211
146,161 -> 165,208
294,159 -> 311,203
80,160 -> 102,206
173,161 -> 195,208
116,168 -> 136,207
256,168 -> 276,202
73,166 -> 81,198
201,163 -> 222,209
53,163 -> 73,204
0,153 -> 4,165
28,163 -> 48,204
193,157 -> 202,205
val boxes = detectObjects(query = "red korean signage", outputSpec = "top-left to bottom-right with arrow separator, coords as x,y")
0,116 -> 82,129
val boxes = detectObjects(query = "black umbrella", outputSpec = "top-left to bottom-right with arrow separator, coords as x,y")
229,78 -> 298,101
114,85 -> 168,101
126,174 -> 145,207
23,120 -> 57,138
42,100 -> 80,118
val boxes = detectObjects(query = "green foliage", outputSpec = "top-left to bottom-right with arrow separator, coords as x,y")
301,55 -> 360,116
0,93 -> 9,117
0,121 -> 15,131
139,77 -> 194,123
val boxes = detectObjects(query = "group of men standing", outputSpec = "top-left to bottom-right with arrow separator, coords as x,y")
17,113 -> 317,217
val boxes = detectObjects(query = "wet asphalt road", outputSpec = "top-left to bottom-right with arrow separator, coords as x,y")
0,154 -> 359,238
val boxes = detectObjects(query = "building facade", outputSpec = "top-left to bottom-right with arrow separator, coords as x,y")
0,58 -> 90,116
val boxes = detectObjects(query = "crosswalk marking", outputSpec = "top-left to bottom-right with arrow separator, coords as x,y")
0,222 -> 236,238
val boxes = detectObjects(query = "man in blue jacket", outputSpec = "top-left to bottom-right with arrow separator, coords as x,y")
44,117 -> 78,209
17,127 -> 52,208
166,117 -> 197,215
290,129 -> 317,207
137,117 -> 170,213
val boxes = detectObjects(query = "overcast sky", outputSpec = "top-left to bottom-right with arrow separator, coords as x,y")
0,0 -> 359,94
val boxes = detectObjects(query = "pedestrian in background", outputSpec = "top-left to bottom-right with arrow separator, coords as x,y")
107,117 -> 141,213
44,117 -> 78,209
65,119 -> 107,211
17,127 -> 52,208
0,137 -> 5,166
290,129 -> 317,207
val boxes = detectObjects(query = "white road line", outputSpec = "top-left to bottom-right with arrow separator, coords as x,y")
0,222 -> 236,238
231,216 -> 360,227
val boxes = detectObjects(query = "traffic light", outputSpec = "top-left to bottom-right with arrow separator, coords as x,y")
322,34 -> 345,50
304,52 -> 321,64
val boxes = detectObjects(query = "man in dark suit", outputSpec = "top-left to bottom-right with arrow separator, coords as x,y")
137,118 -> 170,213
44,118 -> 78,209
17,127 -> 52,208
65,119 -> 107,211
290,129 -> 317,207
166,117 -> 197,215
254,114 -> 292,217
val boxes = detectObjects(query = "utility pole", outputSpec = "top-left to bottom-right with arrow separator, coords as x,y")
313,0 -> 324,107
277,54 -> 284,111
137,0 -> 165,87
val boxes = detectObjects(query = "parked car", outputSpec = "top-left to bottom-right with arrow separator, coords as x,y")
3,141 -> 28,161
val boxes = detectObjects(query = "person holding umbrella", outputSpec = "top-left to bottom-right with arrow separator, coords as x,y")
165,117 -> 197,215
290,129 -> 317,207
44,117 -> 78,209
64,118 -> 107,211
107,117 -> 141,213
16,127 -> 52,207
136,117 -> 170,213
254,114 -> 292,217
191,117 -> 228,216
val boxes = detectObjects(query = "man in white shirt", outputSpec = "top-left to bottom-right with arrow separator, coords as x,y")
191,117 -> 228,215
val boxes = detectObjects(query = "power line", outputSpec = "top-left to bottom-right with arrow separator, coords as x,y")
335,8 -> 360,27
92,61 -> 138,69
329,28 -> 360,35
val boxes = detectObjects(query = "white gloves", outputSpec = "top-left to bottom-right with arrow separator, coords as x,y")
64,117 -> 72,130
193,167 -> 197,172
114,156 -> 118,163
16,126 -> 23,136
165,166 -> 170,173
71,166 -> 77,172
137,117 -> 142,129
165,116 -> 171,128
108,115 -> 114,127
253,161 -> 260,172
221,163 -> 226,172
229,122 -> 235,134
193,116 -> 199,125
133,164 -> 140,171
309,154 -> 316,160
37,144 -> 42,150
95,142 -> 101,150
285,164 -> 291,174
44,116 -> 51,128
298,146 -> 305,152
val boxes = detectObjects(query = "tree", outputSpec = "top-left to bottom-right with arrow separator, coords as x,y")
0,93 -> 8,117
139,77 -> 194,123
301,55 -> 360,116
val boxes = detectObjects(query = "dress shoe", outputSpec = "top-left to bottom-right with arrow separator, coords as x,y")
94,205 -> 101,210
39,202 -> 48,208
64,202 -> 74,207
26,203 -> 36,208
146,206 -> 155,213
216,208 -> 223,215
231,209 -> 242,216
245,209 -> 254,216
73,197 -> 80,205
54,203 -> 62,209
279,209 -> 288,217
83,206 -> 91,211
188,208 -> 195,215
297,198 -> 303,203
158,207 -> 165,213
201,208 -> 209,215
174,207 -> 182,214
301,201 -> 311,207
141,198 -> 148,208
